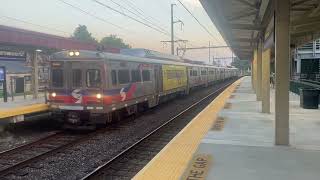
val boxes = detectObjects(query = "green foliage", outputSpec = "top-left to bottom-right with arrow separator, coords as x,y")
231,59 -> 250,71
71,25 -> 131,49
72,25 -> 97,43
100,35 -> 131,49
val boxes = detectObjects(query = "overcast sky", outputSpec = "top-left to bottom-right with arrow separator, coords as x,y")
0,0 -> 233,64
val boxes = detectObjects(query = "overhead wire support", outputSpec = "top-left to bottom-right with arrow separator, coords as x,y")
121,0 -> 165,26
92,0 -> 171,36
107,0 -> 170,34
57,0 -> 127,31
0,15 -> 70,36
176,0 -> 225,45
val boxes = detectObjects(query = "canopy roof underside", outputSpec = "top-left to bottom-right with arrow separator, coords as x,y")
200,0 -> 320,60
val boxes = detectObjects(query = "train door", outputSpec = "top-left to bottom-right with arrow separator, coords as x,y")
204,67 -> 208,87
150,64 -> 162,107
154,64 -> 162,94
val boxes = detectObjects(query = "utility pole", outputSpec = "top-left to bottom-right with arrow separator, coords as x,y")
208,41 -> 211,63
161,39 -> 188,55
166,4 -> 184,55
212,54 -> 215,65
171,4 -> 175,55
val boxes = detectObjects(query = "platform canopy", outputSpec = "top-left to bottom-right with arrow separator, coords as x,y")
200,0 -> 320,60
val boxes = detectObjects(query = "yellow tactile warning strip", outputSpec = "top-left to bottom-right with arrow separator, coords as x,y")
133,78 -> 243,180
0,104 -> 48,119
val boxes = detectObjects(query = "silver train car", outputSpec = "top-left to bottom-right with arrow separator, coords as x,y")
48,50 -> 239,129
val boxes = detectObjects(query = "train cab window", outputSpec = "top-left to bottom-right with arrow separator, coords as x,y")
72,69 -> 82,87
111,70 -> 117,85
131,70 -> 141,82
86,69 -> 101,88
142,70 -> 150,81
52,69 -> 63,87
118,69 -> 130,84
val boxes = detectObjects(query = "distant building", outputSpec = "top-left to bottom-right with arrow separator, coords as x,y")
0,60 -> 31,96
0,52 -> 49,97
293,39 -> 320,81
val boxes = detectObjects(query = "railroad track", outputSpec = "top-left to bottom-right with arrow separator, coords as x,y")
0,130 -> 94,178
81,79 -> 235,180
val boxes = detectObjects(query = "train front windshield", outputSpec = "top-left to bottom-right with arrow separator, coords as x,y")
86,69 -> 101,88
52,69 -> 64,88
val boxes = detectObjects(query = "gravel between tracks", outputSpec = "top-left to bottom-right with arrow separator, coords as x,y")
5,80 -> 233,180
0,120 -> 61,153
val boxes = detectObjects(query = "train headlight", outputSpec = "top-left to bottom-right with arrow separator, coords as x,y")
96,93 -> 102,99
75,51 -> 80,56
51,92 -> 57,97
69,51 -> 74,56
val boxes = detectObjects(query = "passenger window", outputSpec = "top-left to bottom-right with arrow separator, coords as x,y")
118,69 -> 130,84
52,69 -> 63,87
201,70 -> 207,75
111,70 -> 117,85
72,69 -> 82,87
142,70 -> 151,81
193,70 -> 198,76
86,69 -> 101,88
131,70 -> 141,82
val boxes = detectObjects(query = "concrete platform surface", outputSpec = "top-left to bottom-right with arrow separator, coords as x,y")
134,79 -> 242,180
191,76 -> 320,180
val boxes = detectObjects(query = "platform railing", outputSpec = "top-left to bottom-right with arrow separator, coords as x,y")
290,80 -> 320,105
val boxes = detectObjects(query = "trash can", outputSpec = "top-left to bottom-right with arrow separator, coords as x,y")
299,88 -> 320,109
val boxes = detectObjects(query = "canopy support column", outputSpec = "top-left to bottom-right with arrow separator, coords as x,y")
262,49 -> 271,113
275,0 -> 290,145
257,40 -> 263,101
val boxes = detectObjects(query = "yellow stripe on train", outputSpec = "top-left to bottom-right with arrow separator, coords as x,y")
162,65 -> 187,91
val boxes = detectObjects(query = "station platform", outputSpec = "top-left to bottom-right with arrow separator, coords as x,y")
0,94 -> 47,121
133,76 -> 320,180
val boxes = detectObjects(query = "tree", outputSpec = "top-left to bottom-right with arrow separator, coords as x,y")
100,35 -> 131,49
72,25 -> 97,43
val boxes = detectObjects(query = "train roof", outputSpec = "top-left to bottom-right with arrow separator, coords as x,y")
120,48 -> 183,62
51,50 -> 236,70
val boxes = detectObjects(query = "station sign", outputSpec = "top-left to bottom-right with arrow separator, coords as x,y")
0,66 -> 7,102
0,66 -> 4,81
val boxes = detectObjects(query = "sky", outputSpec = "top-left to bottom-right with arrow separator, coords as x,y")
0,0 -> 233,65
